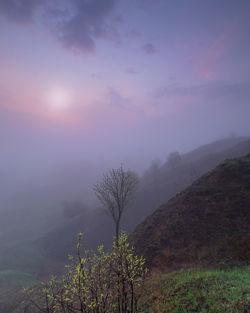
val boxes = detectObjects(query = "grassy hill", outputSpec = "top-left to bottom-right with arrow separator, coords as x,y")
130,154 -> 250,271
141,266 -> 250,313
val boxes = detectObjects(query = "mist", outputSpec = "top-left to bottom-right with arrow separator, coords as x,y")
0,2 -> 250,309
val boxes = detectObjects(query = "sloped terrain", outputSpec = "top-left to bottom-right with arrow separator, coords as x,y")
124,137 -> 250,229
130,154 -> 250,272
35,138 -> 250,273
141,266 -> 250,313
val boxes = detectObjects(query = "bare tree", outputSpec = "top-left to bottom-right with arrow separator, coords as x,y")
93,165 -> 139,240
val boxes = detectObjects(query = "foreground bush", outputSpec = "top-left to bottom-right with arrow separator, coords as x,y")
25,233 -> 147,313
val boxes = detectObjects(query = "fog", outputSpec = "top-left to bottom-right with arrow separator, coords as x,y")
0,0 -> 250,281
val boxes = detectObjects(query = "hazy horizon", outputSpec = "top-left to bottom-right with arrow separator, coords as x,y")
0,0 -> 250,212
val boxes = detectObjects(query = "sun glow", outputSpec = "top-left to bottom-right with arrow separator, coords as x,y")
47,87 -> 72,111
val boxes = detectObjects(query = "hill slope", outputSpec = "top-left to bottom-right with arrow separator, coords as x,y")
130,154 -> 250,272
35,138 -> 250,273
124,137 -> 250,228
141,266 -> 250,313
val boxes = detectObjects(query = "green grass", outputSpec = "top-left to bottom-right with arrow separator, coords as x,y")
1,267 -> 249,313
141,266 -> 250,313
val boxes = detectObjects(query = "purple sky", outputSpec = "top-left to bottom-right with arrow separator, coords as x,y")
0,0 -> 250,173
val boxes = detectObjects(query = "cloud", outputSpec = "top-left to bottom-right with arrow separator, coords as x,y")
107,87 -> 129,109
0,0 -> 120,53
125,67 -> 138,75
196,31 -> 235,80
154,81 -> 250,108
136,0 -> 161,11
142,43 -> 157,55
0,0 -> 42,23
124,30 -> 141,41
54,0 -> 120,53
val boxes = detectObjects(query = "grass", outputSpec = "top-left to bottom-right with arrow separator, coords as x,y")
141,266 -> 250,313
0,266 -> 249,313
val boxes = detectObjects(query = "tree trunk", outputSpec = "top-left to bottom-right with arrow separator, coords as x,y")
115,218 -> 121,241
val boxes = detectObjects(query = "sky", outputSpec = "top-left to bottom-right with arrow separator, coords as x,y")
0,0 -> 250,175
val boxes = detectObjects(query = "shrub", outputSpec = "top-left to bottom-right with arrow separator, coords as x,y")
25,233 -> 147,313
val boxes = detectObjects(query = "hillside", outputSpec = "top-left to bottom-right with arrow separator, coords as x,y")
1,137 -> 248,278
34,137 -> 250,272
124,137 -> 250,228
130,154 -> 250,272
141,266 -> 250,313
2,153 -> 250,313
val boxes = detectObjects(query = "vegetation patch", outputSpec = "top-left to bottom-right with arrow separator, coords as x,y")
25,233 -> 147,313
142,266 -> 250,313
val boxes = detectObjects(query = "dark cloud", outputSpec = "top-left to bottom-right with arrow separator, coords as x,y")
0,0 -> 120,53
0,0 -> 42,24
56,0 -> 120,53
142,43 -> 157,55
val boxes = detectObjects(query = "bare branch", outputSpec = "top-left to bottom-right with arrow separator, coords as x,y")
93,165 -> 139,239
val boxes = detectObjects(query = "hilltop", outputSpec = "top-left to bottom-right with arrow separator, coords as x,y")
130,154 -> 250,272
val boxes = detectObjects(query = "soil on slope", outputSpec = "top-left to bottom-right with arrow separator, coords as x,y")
130,154 -> 250,272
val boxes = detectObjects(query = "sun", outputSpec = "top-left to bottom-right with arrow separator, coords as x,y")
47,87 -> 71,111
